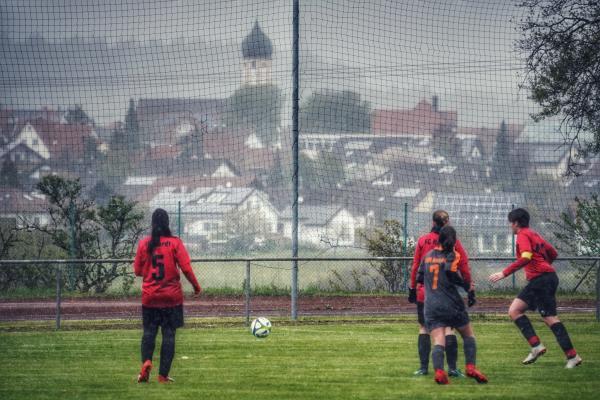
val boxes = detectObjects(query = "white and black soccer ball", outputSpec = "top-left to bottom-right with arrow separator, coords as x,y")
250,317 -> 272,338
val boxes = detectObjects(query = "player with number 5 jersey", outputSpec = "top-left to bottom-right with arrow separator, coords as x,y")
133,208 -> 202,384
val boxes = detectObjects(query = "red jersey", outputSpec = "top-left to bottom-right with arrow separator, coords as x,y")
134,236 -> 201,308
410,230 -> 471,302
502,227 -> 557,281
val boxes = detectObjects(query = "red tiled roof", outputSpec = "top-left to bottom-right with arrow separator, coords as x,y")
27,120 -> 94,160
0,188 -> 47,213
372,99 -> 457,136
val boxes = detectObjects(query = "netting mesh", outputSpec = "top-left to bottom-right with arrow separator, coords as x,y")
1,1 -> 598,296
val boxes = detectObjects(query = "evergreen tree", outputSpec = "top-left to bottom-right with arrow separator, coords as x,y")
124,98 -> 140,151
225,85 -> 281,147
0,158 -> 20,188
65,105 -> 93,125
493,120 -> 510,182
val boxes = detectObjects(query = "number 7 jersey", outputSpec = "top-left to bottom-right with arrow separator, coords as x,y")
134,236 -> 201,308
417,247 -> 466,318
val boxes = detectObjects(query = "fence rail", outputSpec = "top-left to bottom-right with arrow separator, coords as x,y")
0,256 -> 599,328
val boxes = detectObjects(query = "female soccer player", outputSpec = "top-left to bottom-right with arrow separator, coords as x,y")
417,226 -> 487,385
408,210 -> 473,377
134,208 -> 202,384
489,208 -> 581,368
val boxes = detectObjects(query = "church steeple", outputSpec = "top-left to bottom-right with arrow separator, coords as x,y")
242,21 -> 273,60
241,22 -> 273,86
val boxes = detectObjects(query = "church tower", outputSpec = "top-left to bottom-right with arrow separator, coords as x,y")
241,22 -> 273,86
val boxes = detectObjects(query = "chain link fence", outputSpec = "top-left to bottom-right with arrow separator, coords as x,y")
1,257 -> 598,329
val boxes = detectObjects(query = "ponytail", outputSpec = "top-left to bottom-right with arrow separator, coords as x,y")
148,208 -> 173,255
438,225 -> 457,254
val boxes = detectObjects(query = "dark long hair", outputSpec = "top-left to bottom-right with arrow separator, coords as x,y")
148,208 -> 173,255
438,225 -> 456,253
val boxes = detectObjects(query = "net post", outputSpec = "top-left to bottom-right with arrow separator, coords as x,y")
55,263 -> 62,330
245,260 -> 251,326
290,0 -> 300,321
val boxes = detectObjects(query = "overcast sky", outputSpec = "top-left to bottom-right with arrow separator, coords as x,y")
1,0 -> 534,127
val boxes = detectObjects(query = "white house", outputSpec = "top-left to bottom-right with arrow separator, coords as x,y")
147,186 -> 279,245
280,205 -> 360,247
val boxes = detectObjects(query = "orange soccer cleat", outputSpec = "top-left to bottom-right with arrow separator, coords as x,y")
137,360 -> 153,383
466,364 -> 488,384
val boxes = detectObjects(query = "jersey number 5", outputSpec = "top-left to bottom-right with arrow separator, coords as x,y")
429,264 -> 440,289
151,254 -> 165,281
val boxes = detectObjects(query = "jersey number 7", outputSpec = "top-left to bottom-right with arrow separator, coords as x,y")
429,264 -> 440,289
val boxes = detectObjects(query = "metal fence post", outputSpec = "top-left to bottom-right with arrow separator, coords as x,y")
177,201 -> 182,237
245,260 -> 251,326
511,204 -> 516,290
402,202 -> 408,291
596,263 -> 600,322
55,264 -> 62,330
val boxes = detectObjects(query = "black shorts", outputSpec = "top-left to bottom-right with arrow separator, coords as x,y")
517,272 -> 559,317
142,305 -> 184,330
425,310 -> 470,332
417,301 -> 425,325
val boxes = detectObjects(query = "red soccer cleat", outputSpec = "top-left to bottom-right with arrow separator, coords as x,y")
434,369 -> 449,385
137,360 -> 153,383
158,375 -> 175,384
466,364 -> 488,384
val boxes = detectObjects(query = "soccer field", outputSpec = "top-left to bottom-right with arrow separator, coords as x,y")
1,318 -> 598,400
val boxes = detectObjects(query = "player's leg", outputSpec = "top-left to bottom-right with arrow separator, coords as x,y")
414,302 -> 430,375
444,327 -> 462,377
538,273 -> 582,368
430,327 -> 448,384
509,295 -> 546,364
138,307 -> 159,383
158,325 -> 177,382
456,323 -> 487,384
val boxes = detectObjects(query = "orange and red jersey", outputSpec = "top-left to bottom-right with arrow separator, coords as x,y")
410,230 -> 471,302
502,227 -> 557,281
134,236 -> 201,308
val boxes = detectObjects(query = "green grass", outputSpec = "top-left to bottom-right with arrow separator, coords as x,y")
0,318 -> 599,399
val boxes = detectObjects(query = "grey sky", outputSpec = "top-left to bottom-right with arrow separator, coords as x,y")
1,0 -> 534,127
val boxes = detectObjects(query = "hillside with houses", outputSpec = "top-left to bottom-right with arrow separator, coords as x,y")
1,23 -> 598,256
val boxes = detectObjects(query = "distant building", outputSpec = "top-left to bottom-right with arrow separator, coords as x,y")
241,21 -> 273,86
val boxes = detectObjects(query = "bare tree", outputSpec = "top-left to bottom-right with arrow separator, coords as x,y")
517,0 -> 600,174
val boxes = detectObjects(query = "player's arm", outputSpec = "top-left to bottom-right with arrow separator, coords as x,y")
410,240 -> 423,289
175,239 -> 202,294
545,241 -> 558,263
490,233 -> 532,283
416,260 -> 425,285
445,252 -> 470,291
133,241 -> 146,277
455,239 -> 472,289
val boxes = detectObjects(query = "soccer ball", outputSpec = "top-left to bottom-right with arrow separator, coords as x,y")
250,317 -> 272,338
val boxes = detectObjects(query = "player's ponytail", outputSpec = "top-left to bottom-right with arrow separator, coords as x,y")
148,208 -> 173,255
438,225 -> 456,253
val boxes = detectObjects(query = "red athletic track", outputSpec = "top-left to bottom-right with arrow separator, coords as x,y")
0,296 -> 594,321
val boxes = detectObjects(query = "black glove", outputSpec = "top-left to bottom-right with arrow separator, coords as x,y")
408,288 -> 417,304
467,290 -> 476,307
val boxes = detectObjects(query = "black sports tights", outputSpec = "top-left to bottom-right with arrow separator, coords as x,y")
141,324 -> 177,377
